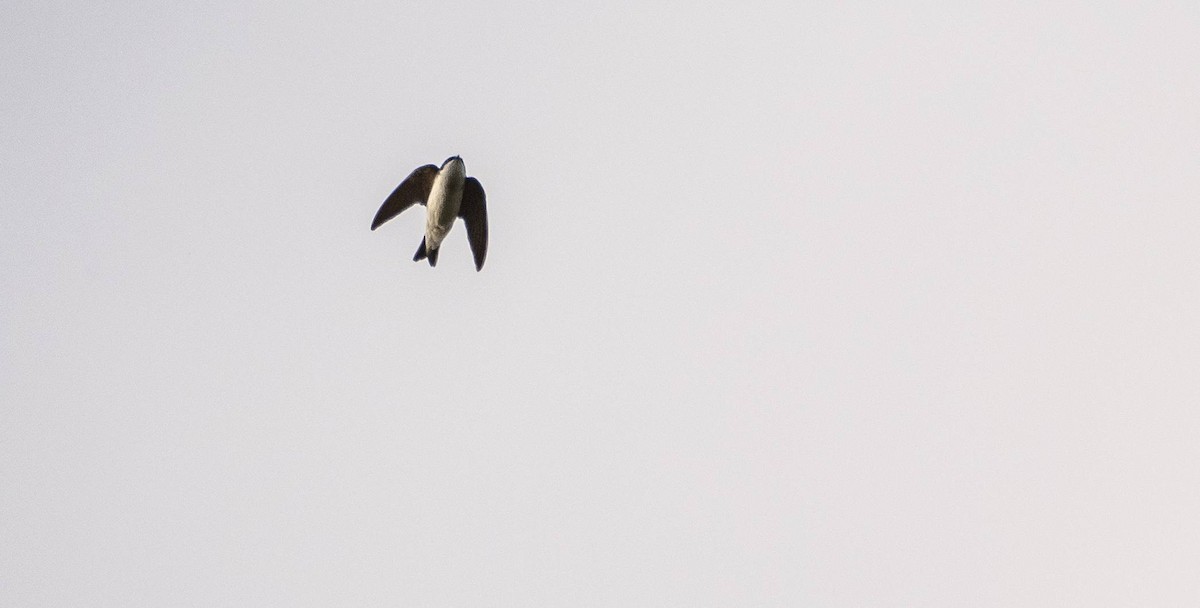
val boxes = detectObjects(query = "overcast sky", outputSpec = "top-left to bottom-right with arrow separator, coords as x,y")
3,1 -> 1199,605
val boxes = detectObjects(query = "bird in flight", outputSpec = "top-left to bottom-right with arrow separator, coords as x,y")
370,155 -> 488,271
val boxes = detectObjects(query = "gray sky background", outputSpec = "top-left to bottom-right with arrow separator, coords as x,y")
3,1 -> 1199,605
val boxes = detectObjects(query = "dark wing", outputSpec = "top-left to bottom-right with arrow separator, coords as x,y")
370,164 -> 438,230
458,177 -> 488,271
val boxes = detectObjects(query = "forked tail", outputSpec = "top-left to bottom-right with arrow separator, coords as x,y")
412,238 -> 439,267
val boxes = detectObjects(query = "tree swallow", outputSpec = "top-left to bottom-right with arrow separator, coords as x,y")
370,155 -> 488,271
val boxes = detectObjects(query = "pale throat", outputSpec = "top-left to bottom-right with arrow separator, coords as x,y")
425,166 -> 466,248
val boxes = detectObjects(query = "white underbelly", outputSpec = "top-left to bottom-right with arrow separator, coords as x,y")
425,215 -> 453,249
425,177 -> 463,249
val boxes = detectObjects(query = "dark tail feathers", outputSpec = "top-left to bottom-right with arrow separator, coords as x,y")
412,238 -> 438,267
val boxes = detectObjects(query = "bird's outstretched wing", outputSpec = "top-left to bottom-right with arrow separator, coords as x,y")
371,164 -> 438,230
458,177 -> 488,271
